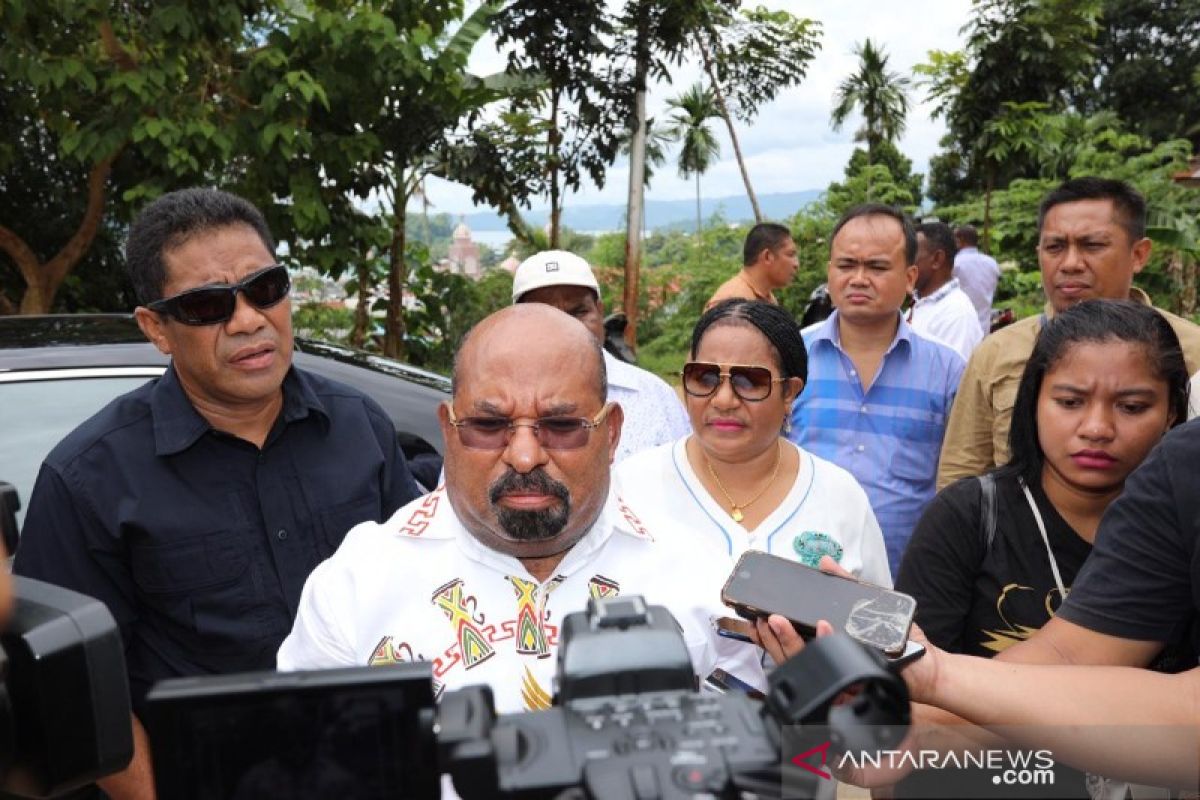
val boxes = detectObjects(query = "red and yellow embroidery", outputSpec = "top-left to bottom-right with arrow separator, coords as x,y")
432,579 -> 495,670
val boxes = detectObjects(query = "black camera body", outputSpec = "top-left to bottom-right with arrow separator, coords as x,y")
442,595 -> 785,799
437,595 -> 909,800
0,576 -> 133,798
2,583 -> 908,800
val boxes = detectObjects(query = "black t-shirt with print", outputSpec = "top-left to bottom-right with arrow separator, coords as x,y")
893,474 -> 1092,799
896,473 -> 1091,657
894,462 -> 1196,798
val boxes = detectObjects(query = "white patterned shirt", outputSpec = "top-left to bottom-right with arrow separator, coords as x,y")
605,351 -> 692,463
277,486 -> 764,714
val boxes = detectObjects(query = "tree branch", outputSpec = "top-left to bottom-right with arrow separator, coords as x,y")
43,152 -> 117,290
0,224 -> 43,286
99,20 -> 138,71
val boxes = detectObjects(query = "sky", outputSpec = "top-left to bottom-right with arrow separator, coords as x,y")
415,0 -> 971,216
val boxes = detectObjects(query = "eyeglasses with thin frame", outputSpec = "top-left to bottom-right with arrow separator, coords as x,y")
680,361 -> 787,402
446,402 -> 613,450
147,264 -> 291,326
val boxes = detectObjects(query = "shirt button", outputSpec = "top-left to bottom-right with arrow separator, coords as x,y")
856,445 -> 865,452
277,529 -> 288,541
860,405 -> 868,413
849,369 -> 857,376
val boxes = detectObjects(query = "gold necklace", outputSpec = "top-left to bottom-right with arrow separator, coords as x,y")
703,440 -> 783,523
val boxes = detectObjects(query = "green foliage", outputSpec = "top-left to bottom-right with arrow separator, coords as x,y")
1077,0 -> 1200,149
615,204 -> 829,380
697,4 -> 822,123
932,109 -> 1200,316
665,84 -> 722,181
293,302 -> 355,341
830,39 -> 911,162
824,140 -> 923,214
918,0 -> 1103,202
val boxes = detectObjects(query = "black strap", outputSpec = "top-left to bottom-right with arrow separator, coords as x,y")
978,473 -> 998,552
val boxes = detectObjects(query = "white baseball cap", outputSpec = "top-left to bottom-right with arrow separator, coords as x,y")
511,250 -> 600,303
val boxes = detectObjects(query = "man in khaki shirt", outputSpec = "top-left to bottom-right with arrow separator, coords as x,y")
937,177 -> 1200,489
705,222 -> 798,311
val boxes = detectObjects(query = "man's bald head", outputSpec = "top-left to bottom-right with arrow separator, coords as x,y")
440,303 -> 622,567
452,304 -> 607,403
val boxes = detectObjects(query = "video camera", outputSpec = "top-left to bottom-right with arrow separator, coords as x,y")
0,580 -> 908,799
0,575 -> 133,798
146,594 -> 910,799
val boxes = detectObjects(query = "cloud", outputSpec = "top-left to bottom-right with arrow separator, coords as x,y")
419,0 -> 970,214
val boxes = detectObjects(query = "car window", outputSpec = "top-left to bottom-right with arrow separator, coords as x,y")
1,376 -> 155,533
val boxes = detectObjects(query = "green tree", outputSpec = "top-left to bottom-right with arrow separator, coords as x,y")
827,140 -> 923,211
1077,0 -> 1200,148
0,1 -> 287,313
693,4 -> 822,221
616,0 -> 737,350
916,0 -> 1102,203
492,0 -> 630,247
830,39 -> 911,164
664,83 -> 722,241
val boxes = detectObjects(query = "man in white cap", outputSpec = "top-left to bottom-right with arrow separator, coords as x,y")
512,250 -> 690,462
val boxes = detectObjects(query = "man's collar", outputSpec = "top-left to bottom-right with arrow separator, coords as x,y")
738,270 -> 775,301
1040,286 -> 1153,320
603,349 -> 639,390
150,364 -> 324,455
810,309 -> 912,351
915,278 -> 961,306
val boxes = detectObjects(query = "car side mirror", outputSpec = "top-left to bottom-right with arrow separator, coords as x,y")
0,483 -> 19,556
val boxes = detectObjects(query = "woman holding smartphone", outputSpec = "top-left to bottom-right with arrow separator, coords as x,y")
615,299 -> 891,586
896,299 -> 1189,658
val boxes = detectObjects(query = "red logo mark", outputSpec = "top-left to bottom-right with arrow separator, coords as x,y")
791,741 -> 832,780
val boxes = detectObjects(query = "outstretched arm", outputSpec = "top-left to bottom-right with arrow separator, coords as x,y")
905,644 -> 1200,789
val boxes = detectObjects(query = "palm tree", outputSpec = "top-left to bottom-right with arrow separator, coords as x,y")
831,39 -> 911,164
665,83 -> 722,241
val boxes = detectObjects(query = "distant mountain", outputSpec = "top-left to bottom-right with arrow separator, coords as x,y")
458,190 -> 823,234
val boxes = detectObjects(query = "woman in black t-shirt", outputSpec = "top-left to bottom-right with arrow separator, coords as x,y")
897,300 -> 1189,657
893,300 -> 1191,798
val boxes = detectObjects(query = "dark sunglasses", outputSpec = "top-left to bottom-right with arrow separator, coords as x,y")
446,403 -> 612,450
681,361 -> 787,402
147,265 -> 291,325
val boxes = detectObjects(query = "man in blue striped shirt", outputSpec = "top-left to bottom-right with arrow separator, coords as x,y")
788,204 -> 965,578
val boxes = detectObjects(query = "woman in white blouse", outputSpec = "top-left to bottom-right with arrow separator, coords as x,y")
615,299 -> 891,586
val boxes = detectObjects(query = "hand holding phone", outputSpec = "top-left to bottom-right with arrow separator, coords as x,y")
721,551 -> 916,656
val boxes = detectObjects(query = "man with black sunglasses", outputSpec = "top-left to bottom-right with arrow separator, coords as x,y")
14,187 -> 422,798
278,303 -> 763,711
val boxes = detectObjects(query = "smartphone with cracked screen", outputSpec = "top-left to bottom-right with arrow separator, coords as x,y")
720,550 -> 915,656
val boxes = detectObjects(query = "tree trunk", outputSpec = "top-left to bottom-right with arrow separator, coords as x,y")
383,184 -> 409,361
1183,258 -> 1197,318
697,34 -> 762,223
695,173 -> 702,245
548,87 -> 562,249
982,169 -> 994,252
350,258 -> 371,348
1,153 -> 115,314
622,8 -> 650,353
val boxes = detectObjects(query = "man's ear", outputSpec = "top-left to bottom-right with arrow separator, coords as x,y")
437,400 -> 454,441
1130,237 -> 1152,276
605,402 -> 624,465
134,307 -> 173,355
905,264 -> 919,293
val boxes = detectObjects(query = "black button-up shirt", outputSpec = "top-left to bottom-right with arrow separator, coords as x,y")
14,364 -> 421,712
